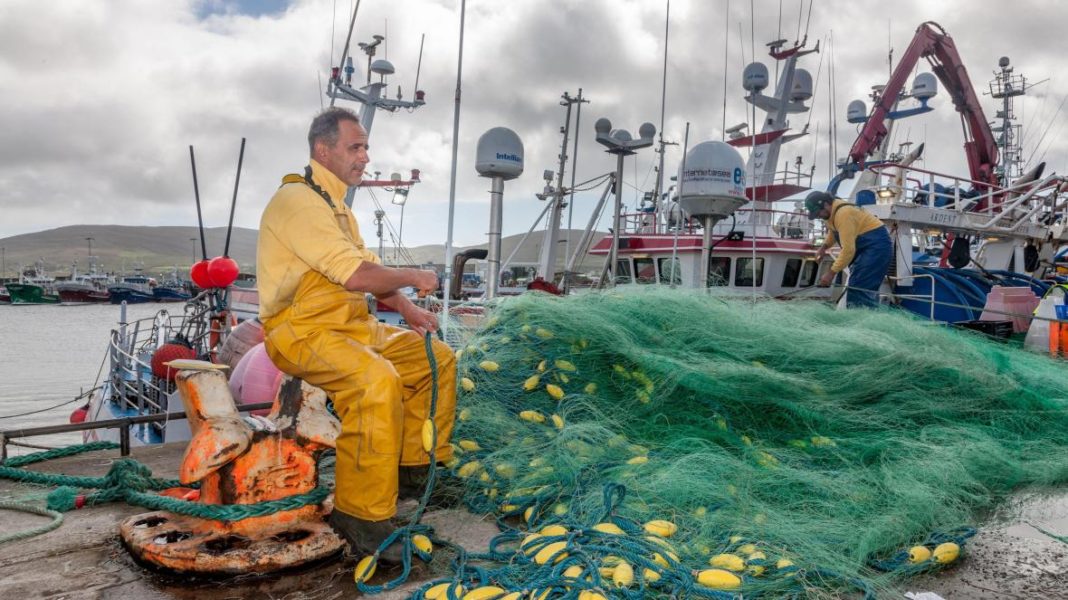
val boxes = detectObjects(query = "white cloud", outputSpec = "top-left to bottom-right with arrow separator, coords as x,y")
1,0 -> 1066,249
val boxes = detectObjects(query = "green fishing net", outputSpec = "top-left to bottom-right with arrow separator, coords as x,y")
434,288 -> 1068,598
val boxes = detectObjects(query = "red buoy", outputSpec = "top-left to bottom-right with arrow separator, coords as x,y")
190,259 -> 213,289
151,343 -> 198,381
207,256 -> 240,288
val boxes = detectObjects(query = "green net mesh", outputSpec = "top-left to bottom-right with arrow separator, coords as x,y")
436,288 -> 1068,598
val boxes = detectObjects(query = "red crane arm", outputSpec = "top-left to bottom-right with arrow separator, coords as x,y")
846,22 -> 999,187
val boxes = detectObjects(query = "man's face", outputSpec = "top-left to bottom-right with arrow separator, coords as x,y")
817,203 -> 832,220
316,120 -> 369,186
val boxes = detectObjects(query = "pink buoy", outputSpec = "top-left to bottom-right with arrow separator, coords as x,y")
219,319 -> 265,370
229,342 -> 282,416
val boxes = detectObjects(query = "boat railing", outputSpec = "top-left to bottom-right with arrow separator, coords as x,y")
618,207 -> 821,241
865,164 -> 1067,227
105,300 -> 217,419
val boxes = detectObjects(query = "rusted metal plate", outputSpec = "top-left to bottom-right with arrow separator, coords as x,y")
120,509 -> 344,574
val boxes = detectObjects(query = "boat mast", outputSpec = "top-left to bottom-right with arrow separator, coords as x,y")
539,91 -> 583,284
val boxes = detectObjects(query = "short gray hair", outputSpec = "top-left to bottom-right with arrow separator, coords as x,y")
308,107 -> 360,154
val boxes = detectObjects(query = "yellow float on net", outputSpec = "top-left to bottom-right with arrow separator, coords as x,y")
458,439 -> 481,452
643,567 -> 661,583
519,410 -> 546,423
612,561 -> 634,587
456,461 -> 482,478
533,541 -> 569,565
535,327 -> 554,339
523,374 -> 541,391
932,542 -> 960,564
412,534 -> 433,554
421,419 -> 435,453
584,382 -> 598,394
643,519 -> 678,538
626,456 -> 649,465
591,522 -> 625,535
908,545 -> 932,563
539,524 -> 568,536
460,377 -> 476,392
479,360 -> 499,372
709,553 -> 745,572
494,463 -> 516,478
353,555 -> 376,583
462,586 -> 506,600
551,414 -> 565,429
546,384 -> 565,400
736,543 -> 757,555
458,408 -> 472,421
578,592 -> 607,600
537,360 -> 547,372
554,359 -> 577,371
695,568 -> 742,590
425,582 -> 465,600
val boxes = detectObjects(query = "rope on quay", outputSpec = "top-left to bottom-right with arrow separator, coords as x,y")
0,499 -> 64,544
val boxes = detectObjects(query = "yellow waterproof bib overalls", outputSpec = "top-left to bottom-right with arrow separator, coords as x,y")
262,173 -> 456,522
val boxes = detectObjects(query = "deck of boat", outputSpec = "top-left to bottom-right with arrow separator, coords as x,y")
0,443 -> 1066,599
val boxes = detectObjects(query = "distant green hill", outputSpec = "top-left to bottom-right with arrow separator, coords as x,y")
0,225 -> 606,280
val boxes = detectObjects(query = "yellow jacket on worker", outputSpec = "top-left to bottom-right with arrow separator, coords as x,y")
257,159 -> 456,522
821,199 -> 885,273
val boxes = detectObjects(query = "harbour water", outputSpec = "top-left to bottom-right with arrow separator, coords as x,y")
0,303 -> 163,448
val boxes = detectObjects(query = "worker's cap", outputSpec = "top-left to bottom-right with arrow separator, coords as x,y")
804,191 -> 833,219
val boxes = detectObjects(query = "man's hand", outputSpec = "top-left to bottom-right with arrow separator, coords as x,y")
815,247 -> 828,261
411,269 -> 439,296
399,302 -> 439,337
818,271 -> 836,287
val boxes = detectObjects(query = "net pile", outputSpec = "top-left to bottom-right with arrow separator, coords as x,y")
428,289 -> 1068,598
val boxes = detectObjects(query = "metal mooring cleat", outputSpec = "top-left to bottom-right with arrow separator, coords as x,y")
120,366 -> 343,574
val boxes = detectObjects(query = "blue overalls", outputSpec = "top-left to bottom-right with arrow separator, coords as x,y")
835,226 -> 893,308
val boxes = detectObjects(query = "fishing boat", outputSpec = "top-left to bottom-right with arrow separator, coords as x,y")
151,267 -> 192,302
6,263 -> 60,304
55,261 -> 112,304
108,273 -> 156,304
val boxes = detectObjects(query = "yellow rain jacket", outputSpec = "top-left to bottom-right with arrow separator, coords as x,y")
821,199 -> 885,273
258,160 -> 456,521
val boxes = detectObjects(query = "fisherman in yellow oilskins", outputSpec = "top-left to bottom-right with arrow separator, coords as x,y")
807,191 -> 892,308
257,107 -> 457,562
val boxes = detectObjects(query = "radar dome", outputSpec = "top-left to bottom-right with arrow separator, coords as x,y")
370,59 -> 395,76
847,99 -> 868,124
742,62 -> 769,93
677,141 -> 747,220
911,72 -> 938,101
790,68 -> 813,101
476,127 -> 524,180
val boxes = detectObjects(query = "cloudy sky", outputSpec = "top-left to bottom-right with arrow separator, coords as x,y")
2,0 -> 1067,251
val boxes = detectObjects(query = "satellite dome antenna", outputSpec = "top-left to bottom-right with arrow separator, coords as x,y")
476,127 -> 524,299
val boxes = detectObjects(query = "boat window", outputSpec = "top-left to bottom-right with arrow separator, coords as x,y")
614,260 -> 632,284
708,257 -> 730,286
735,257 -> 765,287
800,259 -> 818,287
634,258 -> 656,284
782,258 -> 802,287
658,257 -> 681,285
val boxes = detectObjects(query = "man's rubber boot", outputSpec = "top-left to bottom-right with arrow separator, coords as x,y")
327,509 -> 404,563
398,465 -> 429,501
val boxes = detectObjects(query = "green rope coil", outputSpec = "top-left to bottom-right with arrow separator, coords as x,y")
0,500 -> 64,544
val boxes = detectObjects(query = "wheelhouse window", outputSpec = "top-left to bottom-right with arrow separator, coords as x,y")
634,258 -> 656,284
708,257 -> 730,286
658,257 -> 681,285
782,258 -> 802,287
614,259 -> 632,284
735,257 -> 765,287
800,259 -> 818,287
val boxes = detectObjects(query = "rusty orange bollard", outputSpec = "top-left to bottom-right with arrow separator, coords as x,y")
120,362 -> 344,574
